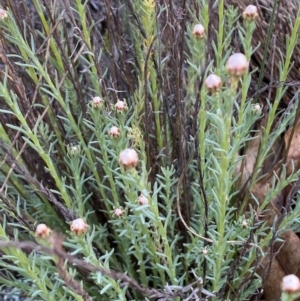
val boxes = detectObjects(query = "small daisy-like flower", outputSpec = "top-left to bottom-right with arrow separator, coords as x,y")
192,24 -> 205,39
226,53 -> 249,77
137,194 -> 149,205
90,96 -> 104,109
108,126 -> 120,138
282,274 -> 300,294
243,5 -> 258,21
204,74 -> 222,93
35,224 -> 51,239
119,148 -> 139,169
70,218 -> 88,235
115,100 -> 127,112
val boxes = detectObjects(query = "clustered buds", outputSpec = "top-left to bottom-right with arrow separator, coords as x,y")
226,53 -> 249,77
115,100 -> 127,112
70,218 -> 88,235
193,24 -> 205,39
108,126 -> 120,138
0,9 -> 8,20
137,194 -> 149,205
204,74 -> 222,93
243,5 -> 258,21
282,274 -> 300,294
90,96 -> 104,109
35,223 -> 51,239
119,148 -> 139,169
114,207 -> 124,217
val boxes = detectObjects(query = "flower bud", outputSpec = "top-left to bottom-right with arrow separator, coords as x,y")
0,9 -> 7,20
70,218 -> 88,235
119,148 -> 139,169
226,53 -> 249,77
282,274 -> 300,294
193,24 -> 205,39
243,5 -> 258,21
90,96 -> 104,109
137,194 -> 149,205
68,145 -> 80,156
115,100 -> 127,112
114,207 -> 124,217
204,74 -> 222,92
242,220 -> 248,228
35,223 -> 51,239
201,247 -> 209,255
108,126 -> 120,138
252,103 -> 262,113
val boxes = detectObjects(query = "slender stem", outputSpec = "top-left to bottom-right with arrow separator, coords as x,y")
254,0 -> 279,104
213,82 -> 235,293
216,0 -> 224,70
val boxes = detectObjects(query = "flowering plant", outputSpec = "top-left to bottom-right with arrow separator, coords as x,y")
0,1 -> 299,300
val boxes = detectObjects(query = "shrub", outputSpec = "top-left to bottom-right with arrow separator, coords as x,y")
0,0 -> 299,300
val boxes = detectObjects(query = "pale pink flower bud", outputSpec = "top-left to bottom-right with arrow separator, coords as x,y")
204,74 -> 222,92
115,100 -> 127,112
91,96 -> 104,109
0,9 -> 8,20
226,53 -> 249,77
70,218 -> 88,235
119,148 -> 139,169
282,274 -> 300,294
108,126 -> 120,138
114,207 -> 124,217
193,24 -> 205,39
252,103 -> 262,113
35,224 -> 51,239
137,194 -> 149,205
243,5 -> 258,21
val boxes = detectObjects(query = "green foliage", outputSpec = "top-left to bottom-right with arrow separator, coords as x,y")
0,1 -> 298,300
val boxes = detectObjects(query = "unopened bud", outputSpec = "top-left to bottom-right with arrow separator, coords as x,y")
226,53 -> 249,77
242,220 -> 248,228
205,74 -> 222,93
0,9 -> 8,20
252,103 -> 262,113
137,194 -> 149,205
193,24 -> 205,39
282,274 -> 300,294
70,218 -> 88,235
90,96 -> 104,109
115,100 -> 127,112
35,224 -> 51,239
201,248 -> 209,255
119,148 -> 139,169
68,145 -> 80,156
108,126 -> 120,138
243,5 -> 258,21
114,207 -> 124,217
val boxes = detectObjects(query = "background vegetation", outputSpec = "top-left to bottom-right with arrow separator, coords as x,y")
0,0 -> 299,300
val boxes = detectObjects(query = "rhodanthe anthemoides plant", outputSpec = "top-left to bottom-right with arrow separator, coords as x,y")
0,1 -> 299,301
